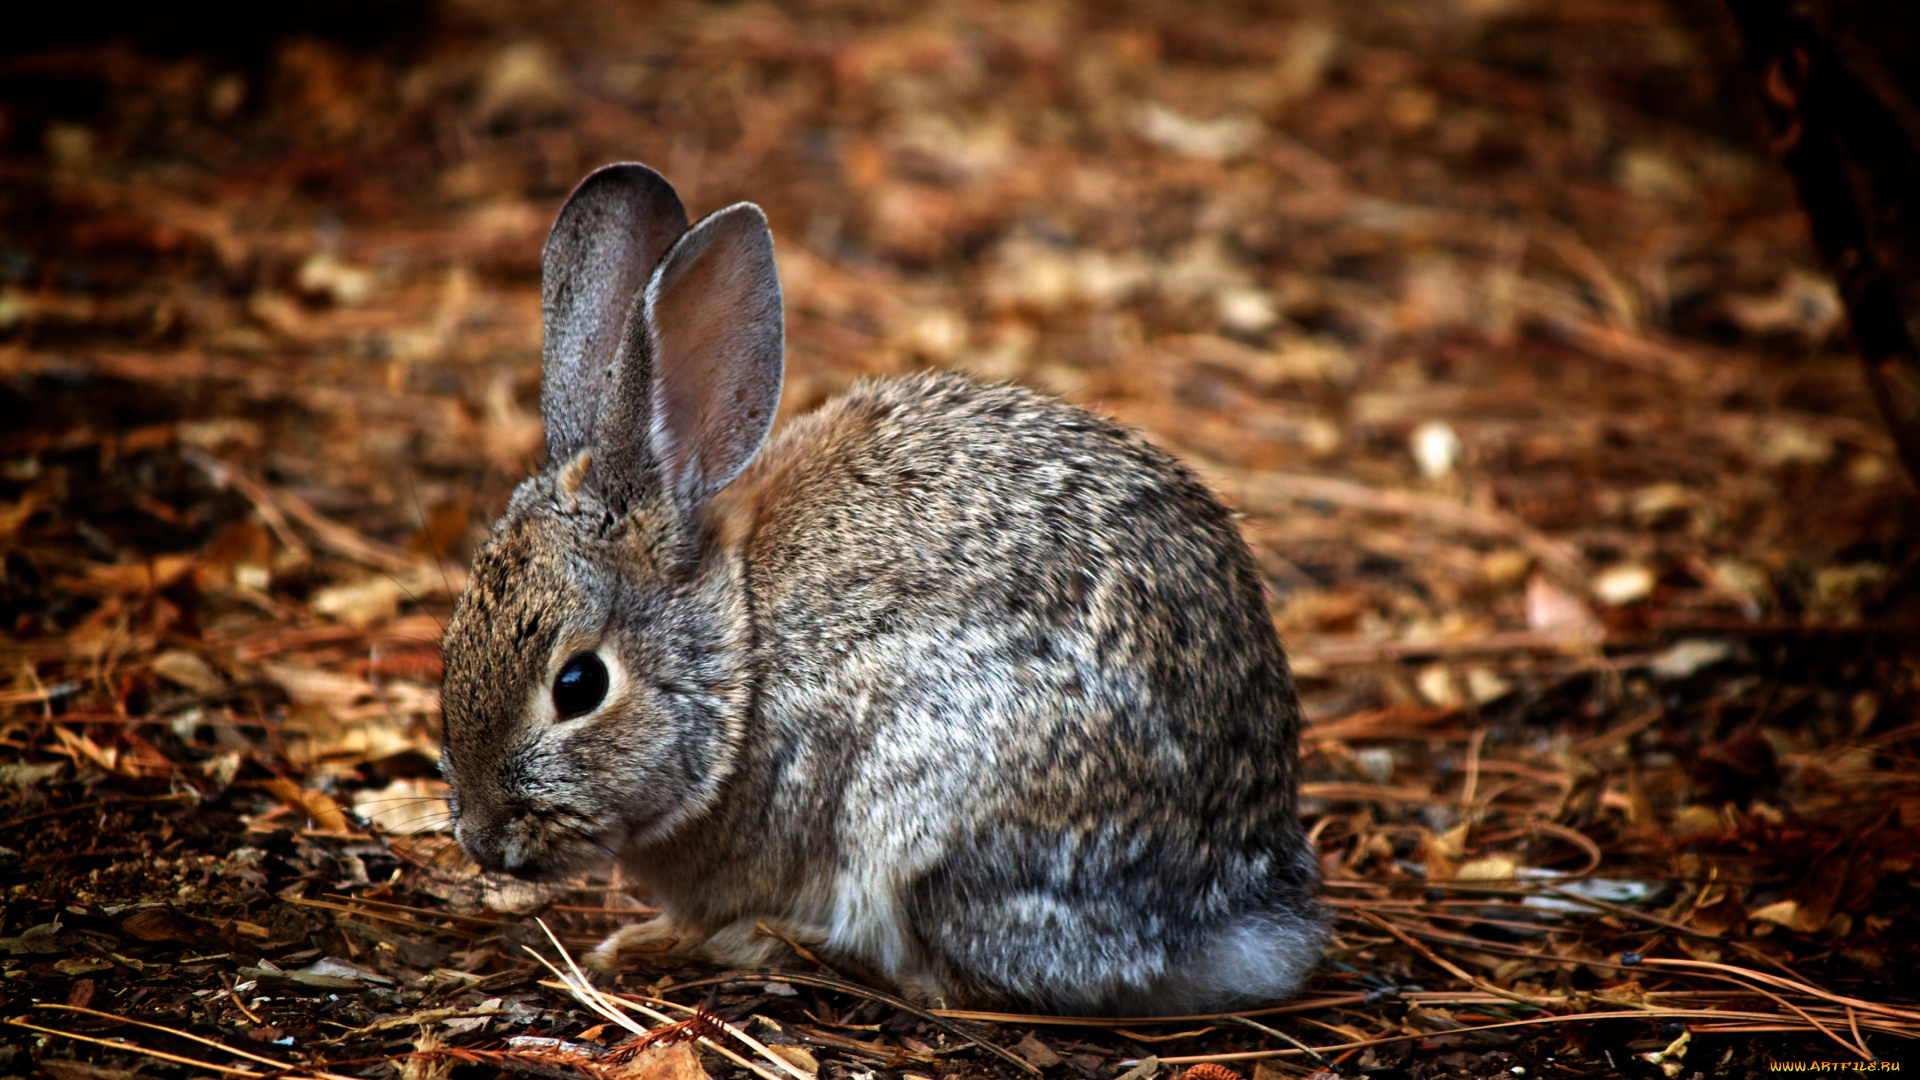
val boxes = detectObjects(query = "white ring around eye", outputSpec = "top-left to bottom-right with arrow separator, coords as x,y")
527,645 -> 628,730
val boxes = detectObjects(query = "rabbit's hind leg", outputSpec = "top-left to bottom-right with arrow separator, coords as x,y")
696,916 -> 828,969
900,849 -> 1178,1014
901,832 -> 1323,1015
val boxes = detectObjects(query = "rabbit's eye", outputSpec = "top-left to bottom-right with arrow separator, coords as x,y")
553,652 -> 609,719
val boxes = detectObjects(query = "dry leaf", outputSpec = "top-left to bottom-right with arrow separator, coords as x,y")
310,575 -> 407,629
263,776 -> 353,833
120,907 -> 201,943
618,1041 -> 710,1080
1013,1034 -> 1062,1069
1455,856 -> 1518,881
764,1046 -> 818,1074
264,663 -> 375,706
1526,574 -> 1603,638
151,649 -> 225,692
1591,563 -> 1655,605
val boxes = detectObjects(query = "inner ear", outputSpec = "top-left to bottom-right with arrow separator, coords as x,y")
601,203 -> 784,513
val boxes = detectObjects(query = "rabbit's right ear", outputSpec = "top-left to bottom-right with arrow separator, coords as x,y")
589,204 -> 784,518
540,163 -> 689,466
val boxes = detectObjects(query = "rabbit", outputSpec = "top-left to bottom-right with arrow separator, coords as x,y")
438,161 -> 1326,1015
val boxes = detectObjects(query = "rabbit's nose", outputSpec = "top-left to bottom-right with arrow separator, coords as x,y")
454,814 -> 508,871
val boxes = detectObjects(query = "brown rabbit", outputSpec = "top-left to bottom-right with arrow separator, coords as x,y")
438,163 -> 1325,1014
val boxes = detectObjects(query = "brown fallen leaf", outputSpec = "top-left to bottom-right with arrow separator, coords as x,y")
120,906 -> 201,943
58,554 -> 197,597
618,1040 -> 710,1080
763,1046 -> 818,1074
263,776 -> 353,833
1013,1034 -> 1062,1069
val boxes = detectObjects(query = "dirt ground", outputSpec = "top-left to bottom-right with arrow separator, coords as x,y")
2,0 -> 1918,1077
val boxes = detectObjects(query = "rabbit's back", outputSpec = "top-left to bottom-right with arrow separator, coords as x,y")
734,372 -> 1290,725
699,372 -> 1320,1012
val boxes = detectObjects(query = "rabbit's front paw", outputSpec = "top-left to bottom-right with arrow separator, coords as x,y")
587,915 -> 704,971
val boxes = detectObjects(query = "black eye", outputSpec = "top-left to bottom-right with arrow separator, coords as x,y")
552,652 -> 608,719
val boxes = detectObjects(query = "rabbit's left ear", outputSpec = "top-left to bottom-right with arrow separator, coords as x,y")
592,203 -> 784,515
540,163 -> 689,468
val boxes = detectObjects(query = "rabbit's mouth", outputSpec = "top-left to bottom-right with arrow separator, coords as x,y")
463,804 -> 624,881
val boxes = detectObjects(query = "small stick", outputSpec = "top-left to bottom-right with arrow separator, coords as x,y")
1353,909 -> 1560,1008
1622,962 -> 1870,1060
1459,727 -> 1487,815
525,919 -> 801,1080
33,1005 -> 357,1080
316,893 -> 501,928
753,919 -> 843,977
8,1018 -> 263,1077
1132,1005 -> 1917,1067
662,975 -> 1367,1027
223,978 -> 265,1026
184,450 -> 311,564
1222,1014 -> 1330,1067
1635,958 -> 1920,1024
657,968 -> 1042,1076
526,957 -> 780,1080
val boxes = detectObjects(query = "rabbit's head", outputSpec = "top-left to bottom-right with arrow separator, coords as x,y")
439,164 -> 783,879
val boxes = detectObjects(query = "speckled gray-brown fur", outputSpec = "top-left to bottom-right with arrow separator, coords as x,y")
440,163 -> 1326,1015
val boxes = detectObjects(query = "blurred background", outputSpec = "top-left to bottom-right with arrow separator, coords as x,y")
3,0 -> 1907,709
3,0 -> 1918,1069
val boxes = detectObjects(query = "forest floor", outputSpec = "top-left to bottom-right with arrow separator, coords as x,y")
2,0 -> 1918,1077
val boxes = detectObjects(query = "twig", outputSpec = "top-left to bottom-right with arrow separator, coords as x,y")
185,449 -> 415,573
523,919 -> 803,1080
1522,819 -> 1602,876
620,993 -> 822,1080
912,993 -> 1375,1027
643,968 -> 1043,1077
1131,1006 -> 1912,1066
1618,962 -> 1870,1061
0,681 -> 83,706
7,1018 -> 264,1078
317,893 -> 502,929
182,449 -> 311,564
1222,1014 -> 1330,1067
32,1004 -> 361,1080
283,896 -> 480,938
1290,628 -> 1606,667
1353,909 -> 1561,1007
1634,958 -> 1920,1025
1460,727 -> 1486,814
1297,782 -> 1444,805
1536,224 -> 1639,330
222,977 -> 265,1025
311,1007 -> 509,1046
753,919 -> 844,977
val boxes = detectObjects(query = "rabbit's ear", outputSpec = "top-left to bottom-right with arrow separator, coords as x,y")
540,163 -> 689,466
594,203 -> 783,514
